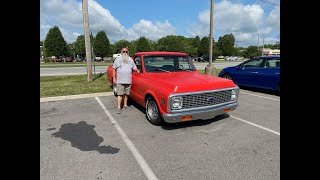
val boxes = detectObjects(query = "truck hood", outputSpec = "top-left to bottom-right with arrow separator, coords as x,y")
145,71 -> 236,93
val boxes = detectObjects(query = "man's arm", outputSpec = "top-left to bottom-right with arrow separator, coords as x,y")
112,58 -> 119,83
112,68 -> 117,84
133,67 -> 140,73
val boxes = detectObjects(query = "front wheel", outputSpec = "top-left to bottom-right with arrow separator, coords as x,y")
146,97 -> 163,125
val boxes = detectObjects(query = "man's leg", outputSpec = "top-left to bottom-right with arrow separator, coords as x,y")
117,84 -> 125,112
123,95 -> 128,108
123,84 -> 131,108
117,95 -> 123,109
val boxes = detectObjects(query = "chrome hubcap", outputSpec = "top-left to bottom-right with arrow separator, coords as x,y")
147,101 -> 158,119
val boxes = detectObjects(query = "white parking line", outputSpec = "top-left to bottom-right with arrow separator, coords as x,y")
230,115 -> 280,136
240,91 -> 280,101
95,97 -> 158,180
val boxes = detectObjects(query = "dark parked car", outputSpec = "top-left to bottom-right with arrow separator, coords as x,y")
218,56 -> 280,93
197,54 -> 210,62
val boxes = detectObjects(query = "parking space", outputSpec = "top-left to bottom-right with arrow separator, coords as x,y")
40,89 -> 280,180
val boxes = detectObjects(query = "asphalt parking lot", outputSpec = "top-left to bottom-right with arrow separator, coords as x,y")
40,89 -> 280,180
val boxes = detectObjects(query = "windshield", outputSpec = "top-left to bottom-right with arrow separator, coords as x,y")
143,55 -> 196,73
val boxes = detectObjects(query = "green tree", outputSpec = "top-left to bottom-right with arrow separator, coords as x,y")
242,46 -> 260,59
192,35 -> 201,48
68,43 -> 76,59
157,35 -> 185,52
93,31 -> 111,60
188,36 -> 200,56
198,36 -> 209,56
115,40 -> 130,53
136,37 -> 151,52
263,43 -> 280,50
74,35 -> 85,58
212,42 -> 221,59
216,34 -> 236,56
44,26 -> 69,58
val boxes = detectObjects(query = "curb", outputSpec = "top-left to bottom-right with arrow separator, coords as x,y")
40,92 -> 114,102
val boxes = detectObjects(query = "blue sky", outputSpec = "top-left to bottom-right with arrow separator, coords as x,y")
40,0 -> 280,47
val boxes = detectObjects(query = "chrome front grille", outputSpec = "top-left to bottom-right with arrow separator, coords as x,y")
182,90 -> 232,109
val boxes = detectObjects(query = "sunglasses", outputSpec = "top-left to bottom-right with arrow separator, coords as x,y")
122,51 -> 128,53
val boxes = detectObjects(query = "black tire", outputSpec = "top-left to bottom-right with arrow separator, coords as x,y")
146,97 -> 163,125
222,73 -> 233,80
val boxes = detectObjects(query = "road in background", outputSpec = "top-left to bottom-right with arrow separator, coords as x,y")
40,61 -> 242,76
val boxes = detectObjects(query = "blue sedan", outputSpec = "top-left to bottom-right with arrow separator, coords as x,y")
218,56 -> 280,93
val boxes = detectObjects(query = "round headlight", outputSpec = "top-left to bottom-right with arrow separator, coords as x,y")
171,96 -> 183,109
231,89 -> 238,101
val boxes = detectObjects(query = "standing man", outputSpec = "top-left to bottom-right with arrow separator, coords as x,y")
113,47 -> 140,114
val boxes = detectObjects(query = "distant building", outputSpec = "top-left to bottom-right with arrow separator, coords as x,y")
262,48 -> 280,56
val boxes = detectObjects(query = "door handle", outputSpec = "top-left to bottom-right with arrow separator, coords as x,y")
251,71 -> 258,74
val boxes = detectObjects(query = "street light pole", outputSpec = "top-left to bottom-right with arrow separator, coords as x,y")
82,0 -> 93,82
205,0 -> 216,76
262,37 -> 264,56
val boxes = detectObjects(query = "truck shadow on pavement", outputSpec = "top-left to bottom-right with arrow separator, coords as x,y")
161,114 -> 229,130
128,98 -> 229,130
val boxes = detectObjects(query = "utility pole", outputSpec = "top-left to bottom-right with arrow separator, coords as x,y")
91,31 -> 96,78
205,0 -> 216,76
82,0 -> 93,82
262,37 -> 264,56
258,33 -> 260,49
42,42 -> 45,61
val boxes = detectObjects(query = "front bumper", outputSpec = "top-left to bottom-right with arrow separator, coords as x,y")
162,102 -> 238,123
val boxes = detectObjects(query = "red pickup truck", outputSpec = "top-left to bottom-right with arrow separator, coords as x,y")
107,51 -> 239,125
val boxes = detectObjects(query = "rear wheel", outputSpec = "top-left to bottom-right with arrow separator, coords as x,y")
146,97 -> 163,125
222,73 -> 233,80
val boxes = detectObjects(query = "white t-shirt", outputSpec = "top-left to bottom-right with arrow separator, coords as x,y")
113,56 -> 137,84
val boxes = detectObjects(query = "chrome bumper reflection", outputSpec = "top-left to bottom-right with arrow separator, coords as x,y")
162,102 -> 238,123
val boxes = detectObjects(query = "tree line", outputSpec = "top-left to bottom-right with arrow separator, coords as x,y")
41,26 -> 280,61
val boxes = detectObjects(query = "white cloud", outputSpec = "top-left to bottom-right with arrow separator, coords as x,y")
267,6 -> 280,30
59,27 -> 81,43
187,0 -> 279,47
40,24 -> 80,43
40,0 -> 126,43
40,0 -> 175,43
127,20 -> 176,41
40,0 -> 279,47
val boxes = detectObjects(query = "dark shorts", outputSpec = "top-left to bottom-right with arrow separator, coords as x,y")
117,84 -> 132,95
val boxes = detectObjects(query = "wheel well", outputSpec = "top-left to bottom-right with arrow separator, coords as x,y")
221,72 -> 229,77
145,94 -> 153,103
